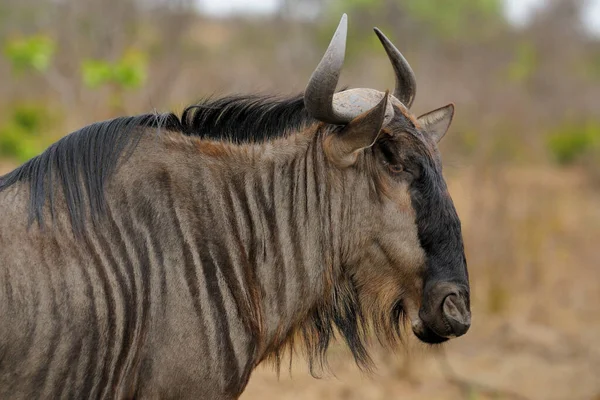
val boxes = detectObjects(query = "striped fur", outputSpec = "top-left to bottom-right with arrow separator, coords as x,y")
0,95 -> 467,399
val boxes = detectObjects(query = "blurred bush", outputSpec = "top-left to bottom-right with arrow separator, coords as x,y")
81,49 -> 148,90
404,0 -> 502,40
81,49 -> 148,113
0,103 -> 60,162
546,119 -> 600,165
327,0 -> 504,48
3,35 -> 55,74
3,31 -> 149,118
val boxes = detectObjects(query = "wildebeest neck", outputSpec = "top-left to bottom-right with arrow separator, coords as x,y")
151,130 -> 345,366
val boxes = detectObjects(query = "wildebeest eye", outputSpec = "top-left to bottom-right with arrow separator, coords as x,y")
388,164 -> 404,174
378,141 -> 405,175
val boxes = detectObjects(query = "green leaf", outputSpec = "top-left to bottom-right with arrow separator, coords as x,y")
81,59 -> 114,89
80,49 -> 147,90
113,49 -> 147,89
0,103 -> 57,162
3,35 -> 56,73
546,120 -> 600,165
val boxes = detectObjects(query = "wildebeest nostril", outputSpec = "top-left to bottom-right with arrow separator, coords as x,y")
442,294 -> 471,336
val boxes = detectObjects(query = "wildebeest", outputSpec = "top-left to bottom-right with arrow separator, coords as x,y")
0,14 -> 470,399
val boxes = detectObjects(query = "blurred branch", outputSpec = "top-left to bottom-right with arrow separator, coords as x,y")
43,67 -> 78,109
144,1 -> 195,105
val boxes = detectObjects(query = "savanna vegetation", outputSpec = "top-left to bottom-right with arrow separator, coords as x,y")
1,0 -> 599,398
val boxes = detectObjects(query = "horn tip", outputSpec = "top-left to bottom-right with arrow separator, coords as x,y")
373,27 -> 388,43
340,13 -> 348,28
332,14 -> 348,38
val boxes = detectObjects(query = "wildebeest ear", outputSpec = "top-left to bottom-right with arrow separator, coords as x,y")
324,91 -> 389,167
417,104 -> 454,143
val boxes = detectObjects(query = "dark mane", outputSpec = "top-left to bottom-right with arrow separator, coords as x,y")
181,94 -> 311,142
0,94 -> 314,233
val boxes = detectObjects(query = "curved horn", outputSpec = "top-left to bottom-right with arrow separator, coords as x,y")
374,27 -> 417,108
305,15 -> 397,125
304,14 -> 349,125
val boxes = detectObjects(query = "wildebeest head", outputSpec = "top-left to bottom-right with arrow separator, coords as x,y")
305,14 -> 470,345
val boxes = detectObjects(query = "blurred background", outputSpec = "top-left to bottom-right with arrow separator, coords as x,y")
1,0 -> 599,398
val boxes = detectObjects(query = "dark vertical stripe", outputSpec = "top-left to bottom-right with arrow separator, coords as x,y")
51,245 -> 77,399
2,267 -> 13,310
270,161 -> 288,313
17,277 -> 40,369
238,177 -> 259,296
303,145 -> 311,218
222,181 -> 260,334
314,137 -> 334,271
254,173 -> 273,273
255,162 -> 286,315
288,156 -> 307,298
311,137 -> 322,212
32,239 -> 62,395
231,174 -> 264,340
58,337 -> 83,400
80,232 -> 118,399
154,172 -> 171,315
166,187 -> 205,323
161,174 -> 209,352
118,195 -> 152,392
71,237 -> 100,399
134,195 -> 166,316
94,226 -> 129,399
198,241 -> 240,394
191,181 -> 241,394
104,203 -> 139,395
